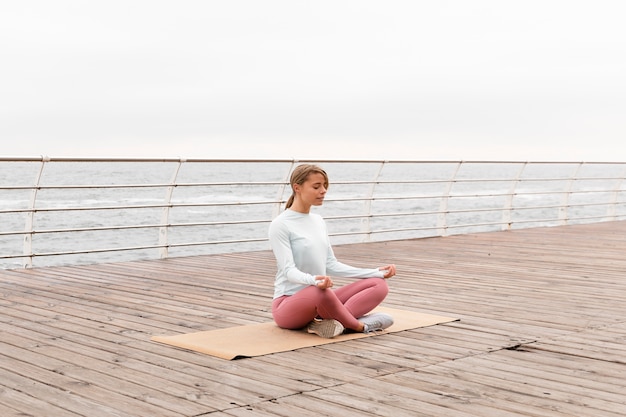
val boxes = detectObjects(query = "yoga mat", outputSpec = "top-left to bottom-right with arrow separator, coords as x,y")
151,306 -> 458,360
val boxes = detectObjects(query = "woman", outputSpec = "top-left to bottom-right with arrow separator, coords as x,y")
269,164 -> 396,338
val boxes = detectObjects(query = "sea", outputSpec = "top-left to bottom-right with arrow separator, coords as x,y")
1,160 -> 625,269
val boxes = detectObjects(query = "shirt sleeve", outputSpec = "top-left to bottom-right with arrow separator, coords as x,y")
324,232 -> 385,278
268,217 -> 317,286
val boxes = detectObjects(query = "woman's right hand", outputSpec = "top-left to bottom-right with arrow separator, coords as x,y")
379,264 -> 396,279
314,275 -> 334,289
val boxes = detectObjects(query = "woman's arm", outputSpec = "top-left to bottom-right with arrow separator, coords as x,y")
268,219 -> 317,286
325,245 -> 386,278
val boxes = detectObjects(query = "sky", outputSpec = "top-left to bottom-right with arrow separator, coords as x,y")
1,0 -> 625,162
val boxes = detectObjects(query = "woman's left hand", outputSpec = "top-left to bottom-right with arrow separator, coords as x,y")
379,264 -> 396,279
315,275 -> 334,289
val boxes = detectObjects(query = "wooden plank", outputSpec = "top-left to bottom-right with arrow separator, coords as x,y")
306,378 -> 482,417
382,368 -> 582,417
0,306 -> 301,411
0,342 -> 183,417
480,348 -> 626,397
0,366 -> 127,417
428,355 -> 626,416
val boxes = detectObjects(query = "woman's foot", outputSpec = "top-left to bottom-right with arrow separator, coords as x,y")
359,313 -> 394,333
307,318 -> 345,338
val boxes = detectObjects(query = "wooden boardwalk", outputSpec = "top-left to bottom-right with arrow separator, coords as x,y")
1,221 -> 626,416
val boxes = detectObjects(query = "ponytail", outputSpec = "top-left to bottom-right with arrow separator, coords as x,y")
285,193 -> 296,209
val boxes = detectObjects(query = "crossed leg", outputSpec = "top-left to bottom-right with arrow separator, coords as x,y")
272,278 -> 388,331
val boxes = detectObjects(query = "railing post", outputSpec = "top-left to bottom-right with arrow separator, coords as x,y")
361,161 -> 386,242
159,160 -> 184,259
559,162 -> 583,225
23,156 -> 49,268
502,162 -> 527,230
437,162 -> 462,236
607,165 -> 626,221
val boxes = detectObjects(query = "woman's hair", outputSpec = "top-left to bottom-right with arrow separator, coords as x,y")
285,164 -> 329,209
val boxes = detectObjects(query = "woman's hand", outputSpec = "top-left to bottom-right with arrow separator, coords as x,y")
379,264 -> 396,279
314,275 -> 334,289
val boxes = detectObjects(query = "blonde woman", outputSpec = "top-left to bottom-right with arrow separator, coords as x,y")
269,164 -> 396,338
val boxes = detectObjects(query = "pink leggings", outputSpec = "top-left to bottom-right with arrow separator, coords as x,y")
272,278 -> 388,331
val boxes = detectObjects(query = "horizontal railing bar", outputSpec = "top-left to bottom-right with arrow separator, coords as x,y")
0,181 -> 286,191
0,218 -> 274,236
331,213 -> 626,237
1,175 -> 622,192
0,237 -> 270,259
6,156 -> 625,164
327,201 -> 622,220
329,221 -> 506,236
0,200 -> 280,214
3,190 -> 623,216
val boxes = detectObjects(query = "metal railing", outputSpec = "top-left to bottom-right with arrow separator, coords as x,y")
1,157 -> 625,269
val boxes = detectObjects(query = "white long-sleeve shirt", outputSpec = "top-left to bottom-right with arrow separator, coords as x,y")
269,209 -> 383,299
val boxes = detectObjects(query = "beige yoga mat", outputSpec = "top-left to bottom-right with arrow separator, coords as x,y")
151,307 -> 458,360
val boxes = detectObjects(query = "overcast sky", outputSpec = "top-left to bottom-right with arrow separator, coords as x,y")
1,1 -> 625,161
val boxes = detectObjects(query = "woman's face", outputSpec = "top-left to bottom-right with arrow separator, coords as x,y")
295,172 -> 327,207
